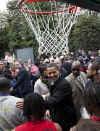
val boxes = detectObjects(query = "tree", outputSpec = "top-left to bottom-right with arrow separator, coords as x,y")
0,12 -> 10,57
0,0 -> 40,57
56,0 -> 100,12
68,14 -> 100,52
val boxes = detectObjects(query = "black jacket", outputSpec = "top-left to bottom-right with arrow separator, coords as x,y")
12,67 -> 33,98
45,77 -> 77,131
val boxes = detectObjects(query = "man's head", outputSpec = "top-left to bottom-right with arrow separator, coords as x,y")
87,57 -> 100,83
83,82 -> 100,116
31,65 -> 39,76
72,61 -> 81,77
23,93 -> 46,121
0,77 -> 11,94
0,61 -> 4,72
54,58 -> 62,69
39,63 -> 59,85
87,63 -> 95,79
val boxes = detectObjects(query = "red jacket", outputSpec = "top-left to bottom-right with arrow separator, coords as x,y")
15,120 -> 57,131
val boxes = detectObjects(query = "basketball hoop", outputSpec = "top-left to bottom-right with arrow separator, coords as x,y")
19,0 -> 68,15
18,0 -> 82,55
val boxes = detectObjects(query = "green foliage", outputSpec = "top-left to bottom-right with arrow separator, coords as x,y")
0,0 -> 39,57
0,28 -> 9,54
68,14 -> 100,52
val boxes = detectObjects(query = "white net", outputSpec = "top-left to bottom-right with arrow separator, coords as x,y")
18,0 -> 82,55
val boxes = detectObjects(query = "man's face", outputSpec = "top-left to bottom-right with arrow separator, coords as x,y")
72,65 -> 80,77
87,63 -> 100,82
0,62 -> 4,71
54,60 -> 62,69
87,63 -> 95,79
44,67 -> 59,84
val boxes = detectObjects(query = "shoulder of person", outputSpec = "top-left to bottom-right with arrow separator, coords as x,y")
57,78 -> 71,90
80,72 -> 87,80
34,78 -> 40,84
5,96 -> 22,103
65,73 -> 74,82
5,96 -> 23,107
35,78 -> 46,86
80,71 -> 87,76
54,122 -> 62,131
57,78 -> 68,85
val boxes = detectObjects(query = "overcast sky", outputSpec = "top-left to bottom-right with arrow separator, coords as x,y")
0,0 -> 9,11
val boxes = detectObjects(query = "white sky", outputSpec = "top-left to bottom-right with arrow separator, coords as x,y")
0,0 -> 10,11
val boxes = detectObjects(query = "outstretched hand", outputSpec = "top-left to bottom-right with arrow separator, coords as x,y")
45,110 -> 51,121
16,99 -> 24,109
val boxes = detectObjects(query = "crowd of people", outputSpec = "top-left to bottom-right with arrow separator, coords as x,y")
0,49 -> 100,131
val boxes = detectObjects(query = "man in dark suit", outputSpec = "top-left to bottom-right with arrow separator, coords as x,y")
39,63 -> 77,131
11,62 -> 33,98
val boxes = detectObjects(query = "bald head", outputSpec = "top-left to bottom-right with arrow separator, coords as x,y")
72,61 -> 81,77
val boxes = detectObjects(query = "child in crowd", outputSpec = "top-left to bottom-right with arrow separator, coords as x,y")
15,93 -> 62,131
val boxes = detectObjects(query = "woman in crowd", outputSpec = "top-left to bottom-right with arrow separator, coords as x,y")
15,93 -> 62,131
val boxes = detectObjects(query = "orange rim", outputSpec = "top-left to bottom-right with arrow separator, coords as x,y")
18,0 -> 69,15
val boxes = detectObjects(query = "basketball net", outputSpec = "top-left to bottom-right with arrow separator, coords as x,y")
18,0 -> 82,55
